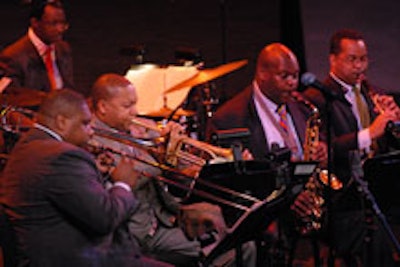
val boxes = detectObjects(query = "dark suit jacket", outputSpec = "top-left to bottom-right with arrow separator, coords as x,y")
303,76 -> 381,182
207,85 -> 310,159
303,76 -> 385,211
0,34 -> 74,92
0,128 -> 143,267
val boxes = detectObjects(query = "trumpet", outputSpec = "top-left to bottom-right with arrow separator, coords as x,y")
369,91 -> 400,138
129,118 -> 234,167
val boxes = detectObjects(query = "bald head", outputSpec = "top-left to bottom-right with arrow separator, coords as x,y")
255,43 -> 299,104
256,43 -> 298,76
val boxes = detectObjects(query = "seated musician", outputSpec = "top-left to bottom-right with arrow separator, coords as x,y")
207,43 -> 328,265
0,89 -> 170,267
89,73 -> 257,266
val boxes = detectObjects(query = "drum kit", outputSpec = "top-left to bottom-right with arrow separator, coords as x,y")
129,59 -> 248,140
0,87 -> 40,155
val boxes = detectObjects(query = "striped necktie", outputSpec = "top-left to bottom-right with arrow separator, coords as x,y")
44,46 -> 57,90
277,104 -> 289,134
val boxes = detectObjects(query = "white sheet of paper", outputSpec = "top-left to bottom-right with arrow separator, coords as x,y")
125,64 -> 198,115
0,77 -> 12,94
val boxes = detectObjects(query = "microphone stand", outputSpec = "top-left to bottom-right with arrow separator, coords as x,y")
351,169 -> 400,261
304,81 -> 348,267
325,96 -> 335,267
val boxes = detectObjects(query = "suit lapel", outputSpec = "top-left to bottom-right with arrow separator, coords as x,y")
326,77 -> 359,133
247,87 -> 270,158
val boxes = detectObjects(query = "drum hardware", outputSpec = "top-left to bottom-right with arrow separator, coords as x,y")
0,105 -> 34,154
164,59 -> 247,140
0,105 -> 34,132
0,87 -> 47,107
119,44 -> 146,64
164,59 -> 248,94
145,106 -> 195,119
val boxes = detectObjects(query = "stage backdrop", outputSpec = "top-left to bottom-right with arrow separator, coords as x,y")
301,0 -> 400,94
0,0 -> 281,99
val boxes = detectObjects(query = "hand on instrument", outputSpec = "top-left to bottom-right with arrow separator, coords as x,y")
129,117 -> 161,139
308,141 -> 328,166
110,156 -> 139,188
241,149 -> 254,160
160,120 -> 185,137
179,202 -> 227,240
369,112 -> 398,140
94,150 -> 115,174
291,189 -> 323,219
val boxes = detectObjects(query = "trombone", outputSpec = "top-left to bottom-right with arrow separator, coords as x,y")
90,124 -> 287,212
87,136 -> 260,211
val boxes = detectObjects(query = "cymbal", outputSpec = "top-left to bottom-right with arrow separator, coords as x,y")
1,87 -> 47,107
145,107 -> 195,118
164,59 -> 248,94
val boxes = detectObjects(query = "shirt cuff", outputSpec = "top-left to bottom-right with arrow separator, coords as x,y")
358,128 -> 372,150
112,182 -> 132,192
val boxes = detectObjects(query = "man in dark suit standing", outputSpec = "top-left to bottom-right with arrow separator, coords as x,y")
207,43 -> 326,162
0,89 -> 170,267
0,0 -> 73,92
303,29 -> 400,267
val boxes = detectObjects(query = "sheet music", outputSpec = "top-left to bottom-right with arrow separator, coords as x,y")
125,64 -> 198,115
0,77 -> 11,94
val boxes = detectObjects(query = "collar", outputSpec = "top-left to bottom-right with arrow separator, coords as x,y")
253,80 -> 281,113
92,116 -> 120,133
330,72 -> 360,93
34,123 -> 63,141
28,28 -> 54,57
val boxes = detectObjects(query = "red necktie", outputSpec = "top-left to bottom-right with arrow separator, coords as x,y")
44,46 -> 57,90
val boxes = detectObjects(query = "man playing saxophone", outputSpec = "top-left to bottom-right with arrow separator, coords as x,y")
88,73 -> 256,267
207,43 -> 329,265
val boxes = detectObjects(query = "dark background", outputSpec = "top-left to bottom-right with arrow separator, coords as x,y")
1,0 -> 399,100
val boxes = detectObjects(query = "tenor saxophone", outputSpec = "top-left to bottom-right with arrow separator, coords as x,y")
292,92 -> 343,235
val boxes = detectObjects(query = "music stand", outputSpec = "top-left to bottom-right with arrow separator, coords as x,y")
363,150 -> 400,256
199,161 -> 317,266
201,189 -> 288,266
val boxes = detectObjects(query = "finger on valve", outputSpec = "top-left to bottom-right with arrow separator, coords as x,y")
130,117 -> 161,139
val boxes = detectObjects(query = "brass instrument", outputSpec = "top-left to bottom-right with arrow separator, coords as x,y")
291,92 -> 343,235
369,91 -> 400,139
87,136 -> 262,212
130,118 -> 234,167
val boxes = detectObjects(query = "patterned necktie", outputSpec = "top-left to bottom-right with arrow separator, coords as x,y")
277,104 -> 289,133
44,46 -> 57,90
353,86 -> 370,129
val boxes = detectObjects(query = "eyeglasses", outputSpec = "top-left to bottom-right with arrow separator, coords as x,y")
40,19 -> 69,30
339,55 -> 368,65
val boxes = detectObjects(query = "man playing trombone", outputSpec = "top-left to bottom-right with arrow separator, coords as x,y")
89,73 -> 256,266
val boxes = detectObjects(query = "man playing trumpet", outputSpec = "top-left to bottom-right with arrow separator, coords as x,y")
89,73 -> 256,266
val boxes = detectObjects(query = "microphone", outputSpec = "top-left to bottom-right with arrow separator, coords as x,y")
300,72 -> 346,103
